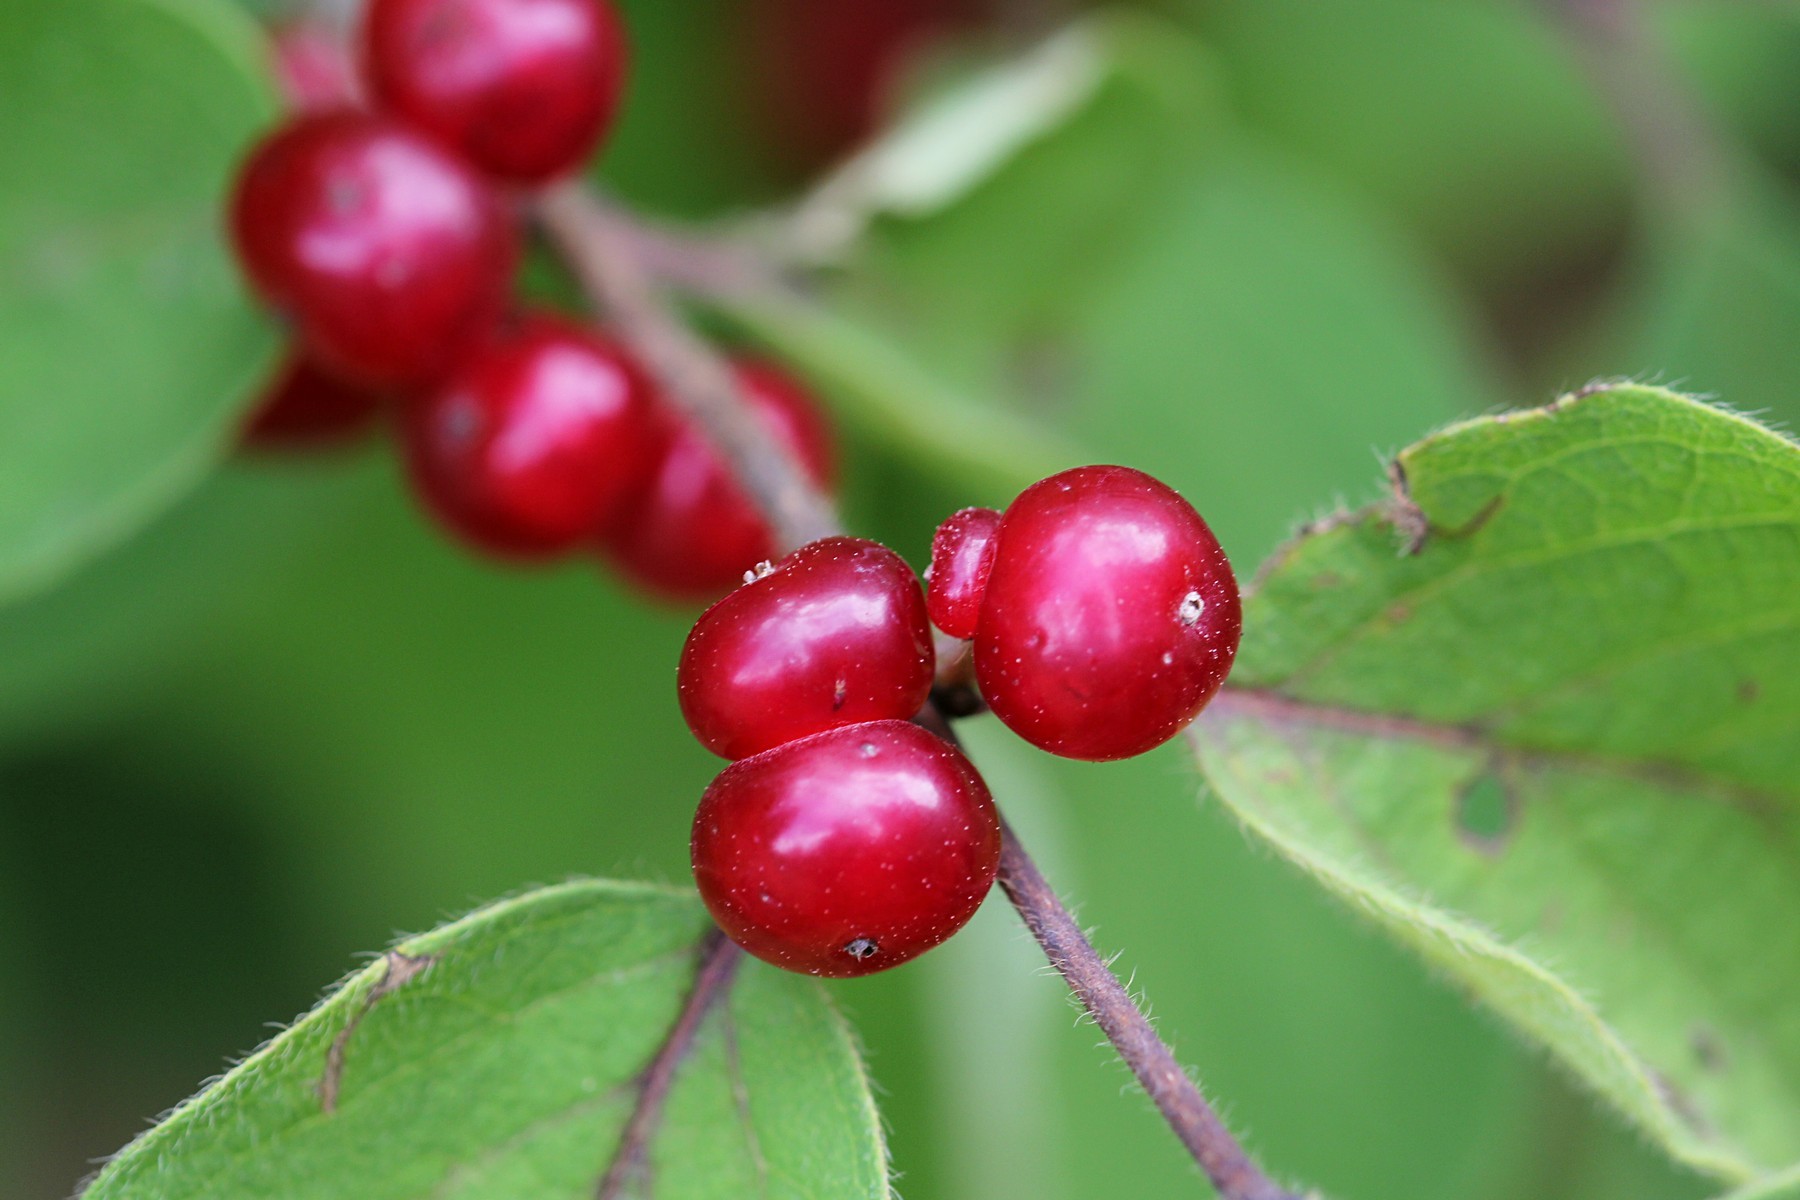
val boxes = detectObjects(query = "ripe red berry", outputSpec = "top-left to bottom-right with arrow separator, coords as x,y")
974,466 -> 1241,761
602,359 -> 836,602
679,537 -> 934,760
691,720 -> 1000,977
242,353 -> 384,450
400,314 -> 653,558
926,506 -> 1001,640
270,21 -> 359,112
362,0 -> 628,183
230,111 -> 516,387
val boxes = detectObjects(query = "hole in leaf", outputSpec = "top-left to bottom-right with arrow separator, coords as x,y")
1455,773 -> 1516,855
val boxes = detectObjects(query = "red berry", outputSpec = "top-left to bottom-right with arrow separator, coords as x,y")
743,0 -> 979,170
603,359 -> 836,602
270,21 -> 359,112
230,111 -> 517,388
926,506 -> 1001,640
362,0 -> 628,183
691,720 -> 999,977
401,314 -> 653,558
242,353 -> 384,450
679,537 -> 934,760
974,466 -> 1241,761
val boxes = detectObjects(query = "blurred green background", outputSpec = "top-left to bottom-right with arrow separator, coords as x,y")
4,0 -> 1799,1196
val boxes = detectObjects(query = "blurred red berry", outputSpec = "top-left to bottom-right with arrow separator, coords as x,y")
230,111 -> 517,387
401,314 -> 654,558
602,359 -> 835,603
362,0 -> 628,183
242,353 -> 383,450
270,21 -> 359,112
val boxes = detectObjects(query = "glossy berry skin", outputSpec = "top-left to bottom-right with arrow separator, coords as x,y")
926,506 -> 1001,640
230,111 -> 516,387
975,466 -> 1241,762
270,21 -> 359,112
242,354 -> 384,450
691,721 -> 1000,977
362,0 -> 628,183
679,537 -> 934,760
603,360 -> 835,602
401,315 -> 653,558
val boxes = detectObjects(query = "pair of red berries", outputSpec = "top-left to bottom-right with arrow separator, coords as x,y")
234,1 -> 837,599
241,0 -> 624,392
685,467 -> 1242,977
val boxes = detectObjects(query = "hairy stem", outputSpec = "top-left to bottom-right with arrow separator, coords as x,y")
994,817 -> 1300,1200
544,180 -> 1305,1200
596,929 -> 744,1200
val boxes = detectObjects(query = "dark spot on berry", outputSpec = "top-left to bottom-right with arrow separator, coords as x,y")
844,937 -> 879,960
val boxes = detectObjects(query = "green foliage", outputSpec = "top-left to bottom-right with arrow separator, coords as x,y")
1193,385 -> 1800,1185
720,13 -> 1500,557
83,881 -> 887,1200
1717,1166 -> 1800,1200
0,0 -> 278,607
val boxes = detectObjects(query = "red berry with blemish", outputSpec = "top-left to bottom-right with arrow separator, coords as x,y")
401,314 -> 653,558
926,506 -> 1001,640
603,359 -> 836,602
691,720 -> 1000,977
242,353 -> 384,450
974,465 -> 1241,761
679,537 -> 934,760
362,0 -> 628,183
230,110 -> 516,387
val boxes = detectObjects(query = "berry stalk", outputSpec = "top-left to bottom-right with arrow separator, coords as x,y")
542,179 -> 1306,1199
993,812 -> 1301,1200
536,183 -> 840,548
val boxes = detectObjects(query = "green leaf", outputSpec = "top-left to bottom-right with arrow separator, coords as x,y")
0,0 -> 278,607
1594,176 -> 1800,432
1717,1166 -> 1800,1200
83,880 -> 888,1200
1191,385 -> 1800,1184
716,16 -> 1497,555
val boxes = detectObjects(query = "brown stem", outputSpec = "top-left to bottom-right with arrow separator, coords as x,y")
596,929 -> 744,1200
1547,0 -> 1730,220
546,180 -> 1306,1200
994,817 -> 1301,1200
536,183 -> 841,554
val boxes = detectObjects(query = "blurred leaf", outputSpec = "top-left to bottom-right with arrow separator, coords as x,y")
0,0 -> 277,608
1717,1166 -> 1800,1200
1583,176 -> 1800,432
1193,385 -> 1800,1183
721,16 -> 1499,557
1186,0 -> 1633,289
790,24 -> 1113,238
84,881 -> 887,1200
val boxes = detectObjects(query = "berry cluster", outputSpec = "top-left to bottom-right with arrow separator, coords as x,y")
233,2 -> 834,600
684,467 -> 1240,977
235,6 -> 1243,983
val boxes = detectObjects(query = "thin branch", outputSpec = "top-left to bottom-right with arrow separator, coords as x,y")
544,180 -> 1308,1199
993,818 -> 1302,1200
596,928 -> 744,1200
1546,0 -> 1732,220
536,183 -> 841,553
